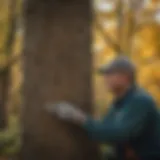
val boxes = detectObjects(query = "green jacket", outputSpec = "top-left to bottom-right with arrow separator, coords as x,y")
83,86 -> 160,160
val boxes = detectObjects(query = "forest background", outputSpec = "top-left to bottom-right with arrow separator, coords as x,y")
0,0 -> 160,159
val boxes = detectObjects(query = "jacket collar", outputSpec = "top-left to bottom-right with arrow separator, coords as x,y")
114,84 -> 137,106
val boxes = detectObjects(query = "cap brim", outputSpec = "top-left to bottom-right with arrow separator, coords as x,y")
97,66 -> 130,75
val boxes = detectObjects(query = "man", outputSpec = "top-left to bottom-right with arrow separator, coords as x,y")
47,56 -> 160,160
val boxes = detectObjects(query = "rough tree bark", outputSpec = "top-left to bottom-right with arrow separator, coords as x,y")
21,0 -> 100,160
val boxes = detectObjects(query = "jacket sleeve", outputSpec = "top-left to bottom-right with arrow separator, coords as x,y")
83,96 -> 154,143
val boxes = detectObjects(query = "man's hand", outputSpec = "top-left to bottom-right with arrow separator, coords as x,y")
45,102 -> 87,124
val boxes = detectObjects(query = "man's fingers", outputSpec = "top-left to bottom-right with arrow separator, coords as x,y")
44,101 -> 85,122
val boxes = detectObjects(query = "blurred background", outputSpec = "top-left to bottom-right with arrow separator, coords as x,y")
0,0 -> 160,159
93,0 -> 160,116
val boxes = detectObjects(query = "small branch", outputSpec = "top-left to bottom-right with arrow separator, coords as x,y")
116,0 -> 124,50
125,7 -> 135,55
95,20 -> 121,53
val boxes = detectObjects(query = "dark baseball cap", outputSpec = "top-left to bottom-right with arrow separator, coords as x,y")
98,56 -> 136,76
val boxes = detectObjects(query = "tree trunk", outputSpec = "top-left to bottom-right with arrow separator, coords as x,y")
0,72 -> 9,129
21,0 -> 100,160
117,0 -> 124,54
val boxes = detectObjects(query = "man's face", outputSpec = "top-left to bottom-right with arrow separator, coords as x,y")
104,72 -> 130,94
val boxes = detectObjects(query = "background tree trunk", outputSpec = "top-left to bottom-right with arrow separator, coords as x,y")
0,0 -> 17,129
21,0 -> 100,160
